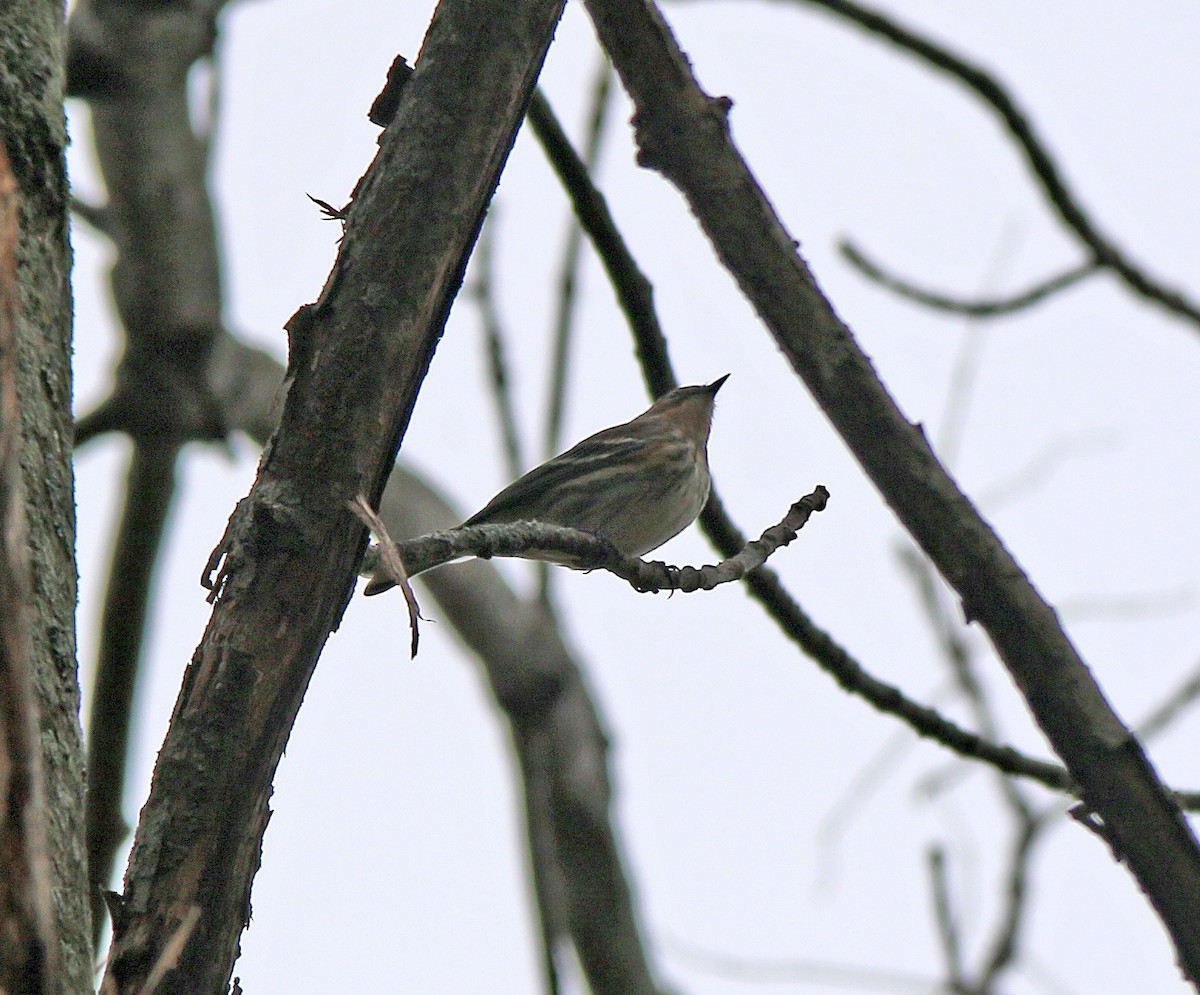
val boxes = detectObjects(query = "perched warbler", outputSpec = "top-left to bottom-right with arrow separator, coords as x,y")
463,375 -> 728,563
365,376 -> 727,593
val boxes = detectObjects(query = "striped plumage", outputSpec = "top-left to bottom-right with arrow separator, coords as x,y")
463,376 -> 728,562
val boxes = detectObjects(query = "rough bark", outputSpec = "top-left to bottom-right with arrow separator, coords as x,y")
99,1 -> 566,991
0,1 -> 93,990
584,0 -> 1200,984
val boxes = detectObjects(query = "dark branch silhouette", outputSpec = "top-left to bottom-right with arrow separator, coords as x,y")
840,239 -> 1100,317
790,0 -> 1200,330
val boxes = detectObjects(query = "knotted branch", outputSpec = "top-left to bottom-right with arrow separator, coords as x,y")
363,486 -> 829,597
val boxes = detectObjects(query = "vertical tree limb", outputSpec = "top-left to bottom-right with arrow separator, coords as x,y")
0,134 -> 61,995
0,1 -> 93,986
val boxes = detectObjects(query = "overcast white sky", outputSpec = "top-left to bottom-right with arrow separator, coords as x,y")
69,2 -> 1200,992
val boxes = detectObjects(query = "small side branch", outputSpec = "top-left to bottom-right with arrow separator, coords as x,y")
802,0 -> 1200,330
841,240 -> 1099,318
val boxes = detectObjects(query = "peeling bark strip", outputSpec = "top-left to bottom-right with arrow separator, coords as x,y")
100,1 -> 567,992
583,0 -> 1200,985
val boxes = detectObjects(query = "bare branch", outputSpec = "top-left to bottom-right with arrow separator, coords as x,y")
467,212 -> 526,480
840,239 -> 1099,318
348,496 -> 420,656
661,932 -> 940,992
526,84 -> 677,398
541,63 -> 615,459
796,0 -> 1200,330
1136,658 -> 1200,744
100,2 -> 569,990
584,0 -> 1200,977
361,485 -> 829,595
69,195 -> 111,236
927,847 -> 965,989
975,814 -> 1049,994
85,439 -> 180,941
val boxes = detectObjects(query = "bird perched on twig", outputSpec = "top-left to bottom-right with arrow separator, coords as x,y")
365,375 -> 727,593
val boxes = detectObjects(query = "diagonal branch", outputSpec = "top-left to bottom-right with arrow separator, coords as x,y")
793,0 -> 1200,330
99,1 -> 568,991
840,239 -> 1100,318
541,64 -> 615,460
525,52 -> 1084,798
583,0 -> 1200,981
84,439 -> 180,943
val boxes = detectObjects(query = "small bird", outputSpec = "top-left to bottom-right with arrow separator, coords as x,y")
365,376 -> 727,593
465,374 -> 728,560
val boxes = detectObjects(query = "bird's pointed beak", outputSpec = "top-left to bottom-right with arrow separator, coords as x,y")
707,373 -> 731,394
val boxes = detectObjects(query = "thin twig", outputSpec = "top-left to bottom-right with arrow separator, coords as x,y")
976,431 -> 1116,510
525,87 -> 676,399
468,211 -> 525,480
348,495 -> 420,656
660,932 -> 940,992
934,224 -> 1019,468
927,847 -> 965,989
975,813 -> 1049,993
840,240 -> 1099,319
1136,658 -> 1200,743
541,64 -> 615,459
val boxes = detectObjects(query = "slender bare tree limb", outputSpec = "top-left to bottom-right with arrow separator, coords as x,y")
840,240 -> 1100,318
1136,659 -> 1200,744
467,203 -> 567,995
85,439 -> 180,940
583,0 -> 1200,981
927,847 -> 965,990
776,0 -> 1200,330
902,542 -> 1045,993
100,1 -> 568,990
64,0 -> 232,946
660,933 -> 940,991
467,213 -> 526,480
542,64 -> 615,460
975,813 -> 1049,994
523,50 -> 1093,799
526,88 -> 676,396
